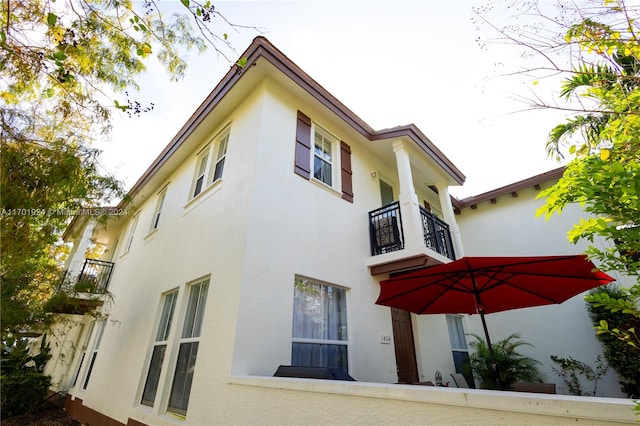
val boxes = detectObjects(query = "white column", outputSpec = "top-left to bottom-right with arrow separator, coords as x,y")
435,182 -> 464,258
65,220 -> 95,276
393,140 -> 424,252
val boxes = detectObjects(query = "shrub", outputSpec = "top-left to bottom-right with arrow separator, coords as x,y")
468,332 -> 544,390
586,285 -> 640,398
1,338 -> 52,417
550,354 -> 608,396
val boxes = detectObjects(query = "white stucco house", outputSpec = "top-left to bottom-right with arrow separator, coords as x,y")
42,37 -> 636,425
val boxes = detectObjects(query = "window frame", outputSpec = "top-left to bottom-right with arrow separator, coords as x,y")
150,186 -> 168,232
189,126 -> 231,200
311,124 -> 339,189
123,213 -> 140,253
77,319 -> 107,391
166,278 -> 209,416
140,290 -> 179,407
291,276 -> 349,372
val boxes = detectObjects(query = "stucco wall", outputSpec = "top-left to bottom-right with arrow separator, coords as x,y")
456,183 -> 631,397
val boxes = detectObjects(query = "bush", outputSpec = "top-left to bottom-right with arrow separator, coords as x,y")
468,332 -> 544,390
1,338 -> 52,417
586,285 -> 640,398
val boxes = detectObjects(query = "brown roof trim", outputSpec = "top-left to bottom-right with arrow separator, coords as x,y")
118,36 -> 465,207
455,166 -> 565,210
372,124 -> 465,184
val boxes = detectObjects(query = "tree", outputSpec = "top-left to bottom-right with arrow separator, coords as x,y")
467,333 -> 544,390
0,0 -> 255,340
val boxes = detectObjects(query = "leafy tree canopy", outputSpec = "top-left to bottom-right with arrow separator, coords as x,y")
0,0 -> 254,340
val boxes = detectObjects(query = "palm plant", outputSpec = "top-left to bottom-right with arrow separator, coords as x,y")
467,333 -> 544,390
545,52 -> 640,161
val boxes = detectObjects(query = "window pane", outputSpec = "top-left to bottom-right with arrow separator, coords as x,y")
446,315 -> 467,350
313,157 -> 332,185
82,352 -> 98,389
213,158 -> 225,182
168,342 -> 199,415
182,280 -> 209,339
141,345 -> 166,406
291,343 -> 348,371
156,292 -> 178,342
293,280 -> 347,341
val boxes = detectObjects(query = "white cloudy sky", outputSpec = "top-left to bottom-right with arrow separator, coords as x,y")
100,0 -> 571,199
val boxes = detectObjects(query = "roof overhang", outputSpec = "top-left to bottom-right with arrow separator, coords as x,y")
117,36 -> 465,208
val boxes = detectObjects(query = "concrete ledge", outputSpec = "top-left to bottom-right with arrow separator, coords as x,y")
229,376 -> 637,424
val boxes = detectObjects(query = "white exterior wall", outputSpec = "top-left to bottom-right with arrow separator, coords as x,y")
53,78 -> 468,424
456,183 -> 632,398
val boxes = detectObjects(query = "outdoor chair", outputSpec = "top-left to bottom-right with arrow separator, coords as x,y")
450,373 -> 470,388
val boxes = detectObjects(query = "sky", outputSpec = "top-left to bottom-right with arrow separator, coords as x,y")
99,0 -> 570,199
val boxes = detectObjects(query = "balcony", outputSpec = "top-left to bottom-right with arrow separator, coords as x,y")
368,202 -> 455,275
73,258 -> 115,294
50,258 -> 115,314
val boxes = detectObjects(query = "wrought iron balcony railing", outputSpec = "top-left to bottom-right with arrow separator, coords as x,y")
420,206 -> 455,260
74,258 -> 115,294
368,202 -> 455,260
369,202 -> 404,256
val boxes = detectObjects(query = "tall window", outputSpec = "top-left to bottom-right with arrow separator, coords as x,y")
124,213 -> 140,253
80,319 -> 106,390
141,291 -> 178,407
212,133 -> 229,182
192,149 -> 209,198
72,322 -> 93,387
313,127 -> 335,186
446,315 -> 474,388
151,187 -> 168,231
292,277 -> 348,371
168,279 -> 209,415
190,127 -> 230,199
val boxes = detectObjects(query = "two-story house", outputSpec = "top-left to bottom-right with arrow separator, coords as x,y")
42,37 -> 634,425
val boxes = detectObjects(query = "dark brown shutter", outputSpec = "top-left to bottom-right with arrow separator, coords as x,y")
294,111 -> 311,179
340,141 -> 353,202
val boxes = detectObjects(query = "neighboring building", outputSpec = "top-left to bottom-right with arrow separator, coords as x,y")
43,37 -> 634,425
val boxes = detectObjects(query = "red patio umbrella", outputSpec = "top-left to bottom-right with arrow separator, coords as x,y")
375,255 -> 615,387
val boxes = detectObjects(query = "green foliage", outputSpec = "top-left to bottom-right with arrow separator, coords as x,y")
550,354 -> 608,396
533,3 -> 640,380
1,338 -> 52,417
467,333 -> 544,390
585,285 -> 640,397
0,1 -> 253,342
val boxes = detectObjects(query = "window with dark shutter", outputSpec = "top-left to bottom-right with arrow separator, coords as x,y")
340,141 -> 353,203
294,111 -> 311,179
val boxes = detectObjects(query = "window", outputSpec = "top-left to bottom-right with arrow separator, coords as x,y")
293,111 -> 353,202
141,291 -> 178,407
446,315 -> 474,388
167,279 -> 209,415
313,126 -> 336,186
190,128 -> 230,199
192,149 -> 209,198
212,133 -> 229,182
292,277 -> 348,371
72,322 -> 93,387
80,319 -> 107,390
150,187 -> 168,231
124,214 -> 140,252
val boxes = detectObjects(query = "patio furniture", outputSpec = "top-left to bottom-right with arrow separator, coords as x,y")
450,373 -> 470,388
513,382 -> 556,394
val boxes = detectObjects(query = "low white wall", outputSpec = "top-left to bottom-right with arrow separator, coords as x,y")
128,377 -> 636,425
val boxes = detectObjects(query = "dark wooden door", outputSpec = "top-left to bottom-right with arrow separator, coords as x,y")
391,308 -> 418,383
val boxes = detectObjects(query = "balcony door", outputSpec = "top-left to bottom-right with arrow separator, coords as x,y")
380,180 -> 394,206
391,308 -> 418,383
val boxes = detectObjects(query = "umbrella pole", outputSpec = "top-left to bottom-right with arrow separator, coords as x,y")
479,311 -> 502,390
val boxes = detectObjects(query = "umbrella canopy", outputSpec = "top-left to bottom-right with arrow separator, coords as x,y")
375,255 -> 615,389
376,255 -> 614,315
